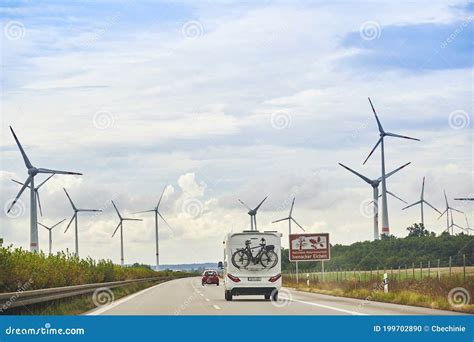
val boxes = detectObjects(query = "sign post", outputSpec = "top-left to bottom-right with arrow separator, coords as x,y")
289,233 -> 330,285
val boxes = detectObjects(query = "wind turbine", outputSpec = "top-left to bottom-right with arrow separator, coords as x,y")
7,126 -> 82,252
63,188 -> 102,257
338,162 -> 410,240
38,219 -> 66,255
134,186 -> 172,271
363,98 -> 420,236
11,174 -> 55,217
238,196 -> 268,231
112,200 -> 142,266
272,197 -> 305,235
438,190 -> 464,234
402,177 -> 441,226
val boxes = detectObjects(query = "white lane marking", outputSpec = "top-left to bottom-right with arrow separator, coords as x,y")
87,280 -> 171,315
212,305 -> 221,310
283,297 -> 366,315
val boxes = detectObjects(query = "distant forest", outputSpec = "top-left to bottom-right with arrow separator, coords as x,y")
282,224 -> 474,272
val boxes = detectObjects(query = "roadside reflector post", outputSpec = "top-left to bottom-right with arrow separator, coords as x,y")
437,259 -> 440,280
449,256 -> 452,278
306,273 -> 310,287
383,273 -> 388,293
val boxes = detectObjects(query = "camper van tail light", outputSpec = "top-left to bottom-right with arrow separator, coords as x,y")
227,274 -> 241,282
268,274 -> 281,282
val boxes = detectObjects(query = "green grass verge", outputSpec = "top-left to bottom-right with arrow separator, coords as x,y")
283,278 -> 474,314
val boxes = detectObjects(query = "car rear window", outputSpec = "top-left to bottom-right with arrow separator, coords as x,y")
205,271 -> 216,276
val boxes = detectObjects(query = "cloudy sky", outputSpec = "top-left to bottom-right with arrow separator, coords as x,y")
1,0 -> 472,265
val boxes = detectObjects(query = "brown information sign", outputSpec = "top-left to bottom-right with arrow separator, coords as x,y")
289,233 -> 330,261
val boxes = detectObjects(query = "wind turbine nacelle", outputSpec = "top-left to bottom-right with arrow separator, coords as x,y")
28,167 -> 39,176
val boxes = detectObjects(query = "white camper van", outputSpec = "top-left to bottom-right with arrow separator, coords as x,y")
223,231 -> 282,301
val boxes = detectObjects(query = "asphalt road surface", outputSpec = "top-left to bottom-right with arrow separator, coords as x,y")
88,277 -> 465,315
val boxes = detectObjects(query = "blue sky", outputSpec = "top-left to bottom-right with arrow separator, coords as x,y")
0,0 -> 472,264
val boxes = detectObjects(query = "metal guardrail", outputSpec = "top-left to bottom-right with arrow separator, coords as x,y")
0,276 -> 174,309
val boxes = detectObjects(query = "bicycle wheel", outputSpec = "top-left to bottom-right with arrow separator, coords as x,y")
260,250 -> 278,269
232,250 -> 250,269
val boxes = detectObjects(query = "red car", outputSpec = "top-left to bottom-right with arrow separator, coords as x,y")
202,270 -> 219,286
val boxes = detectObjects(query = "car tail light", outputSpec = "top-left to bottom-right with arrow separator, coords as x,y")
268,274 -> 281,282
227,274 -> 241,282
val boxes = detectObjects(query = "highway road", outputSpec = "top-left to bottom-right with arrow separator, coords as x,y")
88,277 -> 465,315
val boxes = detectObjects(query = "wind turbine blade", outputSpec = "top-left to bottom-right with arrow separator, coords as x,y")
464,214 -> 470,229
338,163 -> 372,184
63,188 -> 76,210
438,208 -> 448,219
157,185 -> 167,208
382,162 -> 411,181
36,173 -> 55,189
11,179 -> 27,187
158,212 -> 172,230
291,217 -> 305,231
37,222 -> 50,229
7,176 -> 32,213
9,126 -> 33,169
423,200 -> 441,214
402,200 -> 421,210
111,200 -> 122,219
363,137 -> 382,165
36,190 -> 43,216
254,196 -> 268,211
385,132 -> 420,141
112,222 -> 121,237
386,190 -> 407,204
367,98 -> 384,133
37,168 -> 82,175
450,208 -> 464,214
133,209 -> 155,214
289,197 -> 295,216
51,218 -> 66,229
64,214 -> 76,233
238,199 -> 251,210
272,217 -> 290,224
